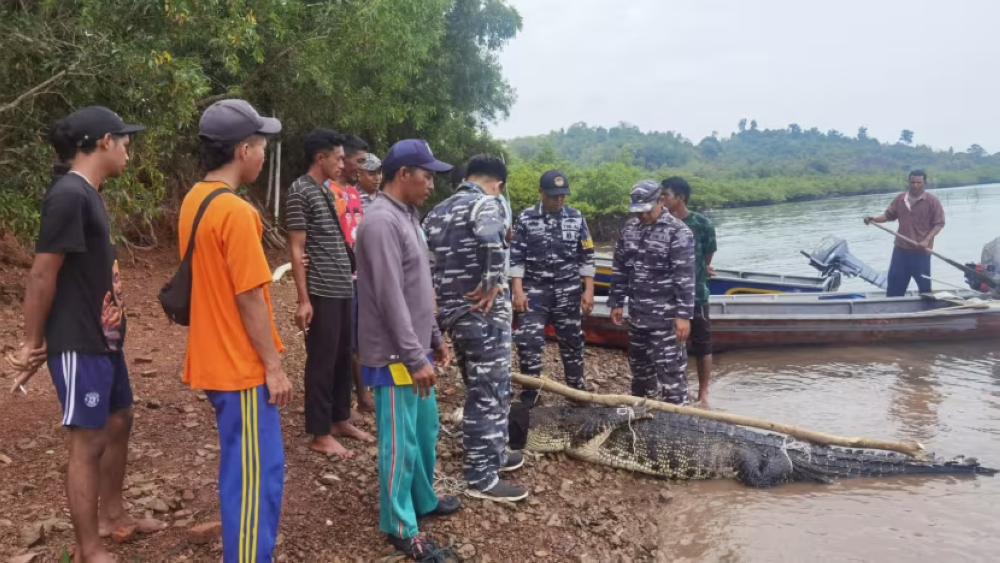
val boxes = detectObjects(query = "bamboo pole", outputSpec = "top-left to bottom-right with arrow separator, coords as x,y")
513,373 -> 929,459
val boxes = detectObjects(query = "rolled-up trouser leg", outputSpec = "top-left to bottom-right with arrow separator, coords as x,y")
451,318 -> 512,492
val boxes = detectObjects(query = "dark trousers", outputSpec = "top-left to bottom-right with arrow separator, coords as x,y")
304,295 -> 353,435
886,247 -> 931,297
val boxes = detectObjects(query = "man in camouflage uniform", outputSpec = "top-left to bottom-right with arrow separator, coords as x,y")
608,180 -> 695,405
510,170 -> 596,405
423,154 -> 528,502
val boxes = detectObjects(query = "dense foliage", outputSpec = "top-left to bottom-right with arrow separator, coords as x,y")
503,122 -> 1000,218
0,0 -> 521,247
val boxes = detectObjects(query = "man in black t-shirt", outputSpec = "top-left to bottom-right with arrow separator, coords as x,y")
7,106 -> 165,562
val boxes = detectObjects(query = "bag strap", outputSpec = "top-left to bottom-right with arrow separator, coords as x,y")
181,187 -> 233,262
317,183 -> 357,272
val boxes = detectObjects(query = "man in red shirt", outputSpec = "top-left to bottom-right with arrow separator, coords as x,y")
326,134 -> 375,417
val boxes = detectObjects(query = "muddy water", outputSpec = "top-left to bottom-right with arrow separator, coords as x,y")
642,185 -> 1000,561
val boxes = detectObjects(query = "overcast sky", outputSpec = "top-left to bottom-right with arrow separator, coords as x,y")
492,0 -> 999,152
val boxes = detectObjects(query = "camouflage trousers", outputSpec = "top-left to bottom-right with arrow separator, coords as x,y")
627,323 -> 689,405
450,316 -> 512,492
513,282 -> 586,391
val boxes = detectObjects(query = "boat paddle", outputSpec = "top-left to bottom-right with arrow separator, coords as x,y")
867,221 -> 998,291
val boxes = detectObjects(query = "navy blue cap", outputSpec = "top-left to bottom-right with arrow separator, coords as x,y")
381,139 -> 453,174
628,180 -> 662,213
540,169 -> 570,195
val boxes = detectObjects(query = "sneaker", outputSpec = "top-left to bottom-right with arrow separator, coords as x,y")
387,534 -> 459,562
466,479 -> 529,502
424,495 -> 462,517
501,450 -> 524,473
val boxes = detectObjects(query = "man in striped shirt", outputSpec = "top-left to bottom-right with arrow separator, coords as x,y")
286,129 -> 374,458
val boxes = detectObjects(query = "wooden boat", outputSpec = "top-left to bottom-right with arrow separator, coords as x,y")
561,290 -> 1000,351
593,253 -> 840,296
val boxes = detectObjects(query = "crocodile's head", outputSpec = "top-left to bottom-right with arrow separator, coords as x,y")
525,406 -> 653,452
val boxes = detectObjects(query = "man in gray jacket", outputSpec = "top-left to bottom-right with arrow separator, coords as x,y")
355,139 -> 460,561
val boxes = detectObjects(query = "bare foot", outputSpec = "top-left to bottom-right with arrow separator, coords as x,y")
694,396 -> 710,409
310,435 -> 355,459
331,421 -> 376,443
348,410 -> 364,426
98,515 -> 167,538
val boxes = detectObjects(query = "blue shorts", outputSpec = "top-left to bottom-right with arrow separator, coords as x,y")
351,280 -> 358,352
48,351 -> 134,429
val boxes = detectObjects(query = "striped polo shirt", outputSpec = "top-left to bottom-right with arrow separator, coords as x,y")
284,175 -> 354,299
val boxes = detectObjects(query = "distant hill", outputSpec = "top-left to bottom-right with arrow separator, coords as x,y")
499,121 -> 1000,222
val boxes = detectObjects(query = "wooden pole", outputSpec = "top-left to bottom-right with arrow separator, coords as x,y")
868,221 -> 996,289
513,373 -> 929,459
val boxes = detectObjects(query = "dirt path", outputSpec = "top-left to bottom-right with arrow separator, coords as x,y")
0,251 -> 672,563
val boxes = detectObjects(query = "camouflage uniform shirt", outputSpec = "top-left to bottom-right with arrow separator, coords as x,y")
608,211 -> 695,329
423,181 -> 511,327
509,203 -> 597,284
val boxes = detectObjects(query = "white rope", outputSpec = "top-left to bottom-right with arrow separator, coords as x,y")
616,406 -> 638,454
780,435 -> 814,467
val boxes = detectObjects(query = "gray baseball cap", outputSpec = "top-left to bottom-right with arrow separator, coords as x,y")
628,180 -> 663,213
198,99 -> 281,143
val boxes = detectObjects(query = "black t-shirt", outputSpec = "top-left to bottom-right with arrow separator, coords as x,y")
36,172 -> 126,355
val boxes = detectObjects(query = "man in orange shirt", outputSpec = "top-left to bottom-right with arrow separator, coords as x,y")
178,99 -> 292,562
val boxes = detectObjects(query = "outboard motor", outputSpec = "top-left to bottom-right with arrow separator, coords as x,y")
964,237 -> 1000,292
801,236 -> 888,289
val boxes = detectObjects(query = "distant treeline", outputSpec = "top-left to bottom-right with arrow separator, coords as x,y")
499,122 -> 1000,228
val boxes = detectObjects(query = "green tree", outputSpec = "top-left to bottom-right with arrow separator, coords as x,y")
0,0 -> 522,246
900,129 -> 915,145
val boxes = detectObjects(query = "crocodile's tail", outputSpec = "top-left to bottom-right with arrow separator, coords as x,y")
790,450 -> 999,481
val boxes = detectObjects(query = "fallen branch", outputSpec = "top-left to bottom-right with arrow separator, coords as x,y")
513,373 -> 928,459
0,66 -> 73,115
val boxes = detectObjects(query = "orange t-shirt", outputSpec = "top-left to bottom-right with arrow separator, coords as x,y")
178,182 -> 284,391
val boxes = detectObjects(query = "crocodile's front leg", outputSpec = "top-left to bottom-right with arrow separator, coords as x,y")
733,447 -> 835,487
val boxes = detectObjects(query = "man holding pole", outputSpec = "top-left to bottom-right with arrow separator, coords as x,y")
865,170 -> 945,297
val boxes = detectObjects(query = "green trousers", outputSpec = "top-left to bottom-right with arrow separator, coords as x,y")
375,385 -> 440,539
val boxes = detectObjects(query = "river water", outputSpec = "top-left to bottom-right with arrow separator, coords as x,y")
641,185 -> 1000,561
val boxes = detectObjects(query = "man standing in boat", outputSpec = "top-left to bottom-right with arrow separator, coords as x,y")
510,169 -> 596,405
864,170 -> 945,297
608,180 -> 696,405
662,176 -> 716,407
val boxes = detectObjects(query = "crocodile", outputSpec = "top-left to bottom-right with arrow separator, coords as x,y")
524,406 -> 998,488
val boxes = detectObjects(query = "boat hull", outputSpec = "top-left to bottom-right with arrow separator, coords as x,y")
592,254 -> 838,296
545,291 -> 1000,351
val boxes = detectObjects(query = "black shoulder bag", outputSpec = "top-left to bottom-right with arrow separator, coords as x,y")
158,187 -> 232,325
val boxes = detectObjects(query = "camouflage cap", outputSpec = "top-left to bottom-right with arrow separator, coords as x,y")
362,152 -> 382,172
628,180 -> 662,213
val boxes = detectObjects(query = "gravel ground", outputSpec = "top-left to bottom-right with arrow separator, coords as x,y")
0,251 -> 678,563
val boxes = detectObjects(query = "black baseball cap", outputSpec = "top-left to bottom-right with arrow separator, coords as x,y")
381,139 -> 453,174
540,169 -> 570,196
57,106 -> 146,143
199,99 -> 281,143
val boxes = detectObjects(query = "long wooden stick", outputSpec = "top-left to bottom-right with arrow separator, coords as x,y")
868,221 -> 996,289
513,373 -> 928,459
